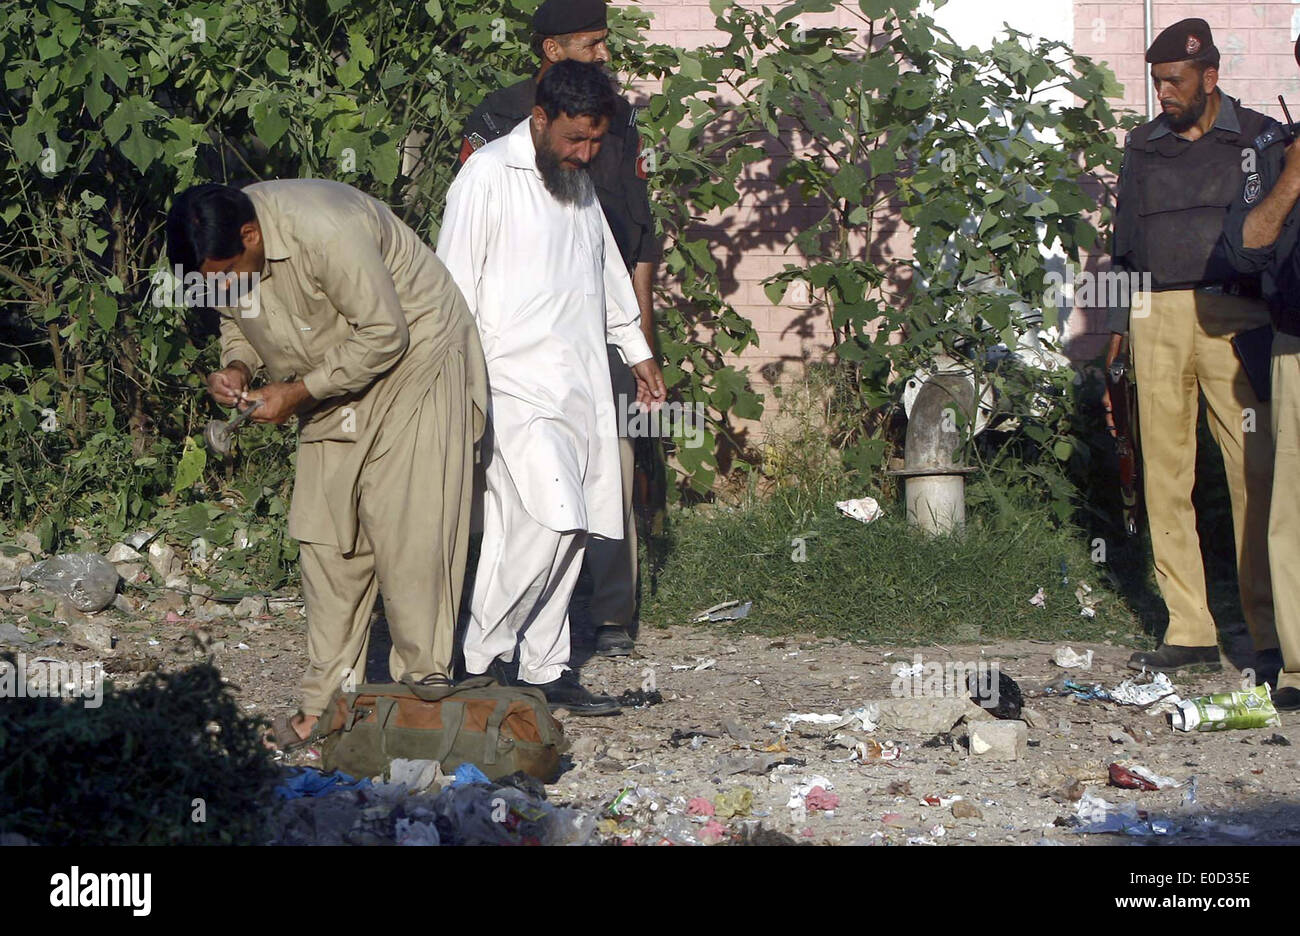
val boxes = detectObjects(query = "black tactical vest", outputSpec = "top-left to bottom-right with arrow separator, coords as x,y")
1123,99 -> 1271,289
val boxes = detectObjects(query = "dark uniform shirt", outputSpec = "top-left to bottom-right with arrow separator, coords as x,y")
1110,93 -> 1269,331
458,76 -> 661,272
1221,117 -> 1300,336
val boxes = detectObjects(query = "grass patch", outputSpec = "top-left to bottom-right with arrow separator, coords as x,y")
640,489 -> 1151,648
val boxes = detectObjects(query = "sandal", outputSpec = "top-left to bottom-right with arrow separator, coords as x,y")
267,712 -> 317,751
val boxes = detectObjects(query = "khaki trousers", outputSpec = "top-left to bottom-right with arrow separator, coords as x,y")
582,436 -> 637,630
1270,331 -> 1300,689
296,358 -> 476,715
1129,289 -> 1276,651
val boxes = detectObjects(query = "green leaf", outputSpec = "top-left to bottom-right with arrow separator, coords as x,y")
253,101 -> 291,148
172,437 -> 207,493
92,293 -> 118,332
1052,439 -> 1073,461
84,78 -> 111,119
266,49 -> 290,76
118,127 -> 163,172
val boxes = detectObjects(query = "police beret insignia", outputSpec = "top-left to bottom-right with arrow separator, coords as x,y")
468,132 -> 487,152
1185,34 -> 1201,56
1244,172 -> 1262,205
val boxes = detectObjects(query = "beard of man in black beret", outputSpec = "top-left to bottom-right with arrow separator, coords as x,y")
1154,59 -> 1214,134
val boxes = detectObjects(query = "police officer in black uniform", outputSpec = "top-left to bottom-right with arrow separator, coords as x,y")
458,0 -> 661,658
1107,18 -> 1281,677
1219,34 -> 1300,710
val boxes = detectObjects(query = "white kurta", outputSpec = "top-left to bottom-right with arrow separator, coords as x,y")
436,117 -> 653,539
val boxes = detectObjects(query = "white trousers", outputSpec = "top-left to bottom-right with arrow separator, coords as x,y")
465,454 -> 587,685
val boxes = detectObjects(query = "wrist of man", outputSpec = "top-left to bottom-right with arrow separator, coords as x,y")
228,360 -> 254,384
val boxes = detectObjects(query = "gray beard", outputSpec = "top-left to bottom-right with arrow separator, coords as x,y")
536,146 -> 596,206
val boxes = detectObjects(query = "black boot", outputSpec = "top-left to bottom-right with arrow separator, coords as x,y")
1273,686 -> 1300,711
594,625 -> 635,657
1127,644 -> 1221,673
530,670 -> 621,716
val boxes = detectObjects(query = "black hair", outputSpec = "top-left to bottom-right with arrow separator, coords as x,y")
165,183 -> 257,271
535,59 -> 618,125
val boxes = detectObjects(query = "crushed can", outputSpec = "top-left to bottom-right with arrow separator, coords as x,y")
1171,684 -> 1280,732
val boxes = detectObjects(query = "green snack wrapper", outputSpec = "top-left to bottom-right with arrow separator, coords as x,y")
1171,683 -> 1280,732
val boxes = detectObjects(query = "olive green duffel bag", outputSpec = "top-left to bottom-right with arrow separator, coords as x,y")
314,675 -> 568,782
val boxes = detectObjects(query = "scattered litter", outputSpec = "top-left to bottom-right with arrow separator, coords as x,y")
1072,791 -> 1176,836
1262,733 -> 1291,746
1053,646 -> 1094,669
616,688 -> 663,708
21,553 -> 119,613
1029,587 -> 1046,608
691,600 -> 752,623
394,817 -> 440,846
387,758 -> 447,793
787,775 -> 836,822
783,704 -> 878,733
1109,762 -> 1180,791
672,657 -> 717,671
451,763 -> 491,786
669,727 -> 721,747
804,786 -> 839,811
1109,671 -> 1182,712
697,819 -> 727,844
970,670 -> 1024,720
713,787 -> 754,819
686,797 -> 715,817
848,738 -> 900,763
835,496 -> 884,524
1172,685 -> 1280,732
274,767 -> 372,800
1075,581 -> 1101,618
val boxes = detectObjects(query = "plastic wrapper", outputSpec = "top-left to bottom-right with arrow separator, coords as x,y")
22,553 -> 119,612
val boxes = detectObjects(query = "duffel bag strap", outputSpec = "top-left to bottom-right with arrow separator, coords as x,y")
482,699 -> 510,766
432,700 -> 467,764
402,673 -> 494,702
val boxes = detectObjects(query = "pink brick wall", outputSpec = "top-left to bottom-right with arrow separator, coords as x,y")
619,2 -> 1300,427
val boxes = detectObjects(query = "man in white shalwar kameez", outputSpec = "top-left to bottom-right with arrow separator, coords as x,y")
437,60 -> 666,714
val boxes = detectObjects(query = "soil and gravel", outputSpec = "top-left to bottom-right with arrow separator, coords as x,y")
5,571 -> 1299,846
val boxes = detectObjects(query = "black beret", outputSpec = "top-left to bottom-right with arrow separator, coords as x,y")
1146,18 -> 1218,66
533,0 -> 607,37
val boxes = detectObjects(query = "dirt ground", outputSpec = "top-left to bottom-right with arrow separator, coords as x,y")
7,582 -> 1299,846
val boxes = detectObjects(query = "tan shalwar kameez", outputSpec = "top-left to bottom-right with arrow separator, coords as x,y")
218,180 -> 487,715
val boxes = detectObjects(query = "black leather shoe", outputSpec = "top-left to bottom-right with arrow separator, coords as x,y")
1273,687 -> 1300,711
594,625 -> 635,657
531,670 -> 621,716
1127,644 -> 1221,673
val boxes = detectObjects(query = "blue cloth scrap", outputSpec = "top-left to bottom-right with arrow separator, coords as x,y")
274,767 -> 373,800
450,763 -> 491,787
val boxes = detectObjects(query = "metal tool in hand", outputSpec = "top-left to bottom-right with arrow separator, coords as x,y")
204,399 -> 263,456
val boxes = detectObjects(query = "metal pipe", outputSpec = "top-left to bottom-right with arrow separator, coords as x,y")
1144,0 -> 1155,120
889,373 -> 978,536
